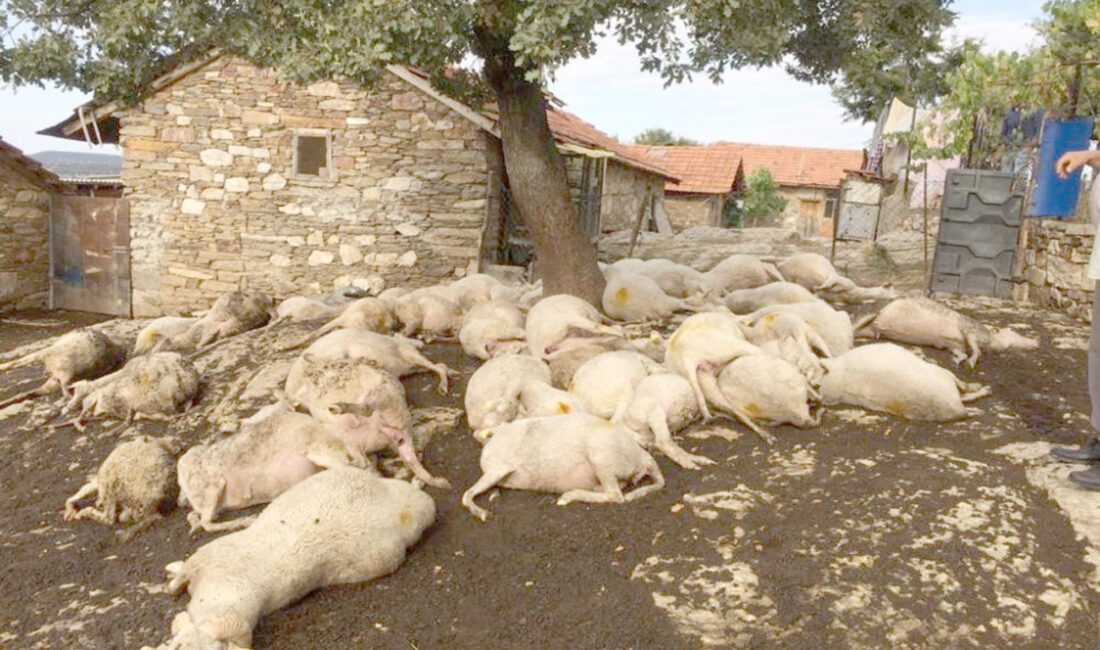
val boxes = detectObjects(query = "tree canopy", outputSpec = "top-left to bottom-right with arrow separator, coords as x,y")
740,168 -> 788,227
1,0 -> 958,305
633,128 -> 700,146
920,0 -> 1100,161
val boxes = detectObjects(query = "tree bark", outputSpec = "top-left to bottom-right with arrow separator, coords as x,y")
481,43 -> 606,306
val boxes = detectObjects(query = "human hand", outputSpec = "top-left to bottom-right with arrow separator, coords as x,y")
1056,150 -> 1097,178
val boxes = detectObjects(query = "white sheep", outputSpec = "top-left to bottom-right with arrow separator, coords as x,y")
157,467 -> 435,650
64,435 -> 178,540
461,413 -> 664,522
819,343 -> 991,421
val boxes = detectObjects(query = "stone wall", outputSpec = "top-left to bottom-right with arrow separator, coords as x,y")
0,155 -> 51,312
777,186 -> 835,238
665,194 -> 721,230
599,161 -> 665,232
120,56 -> 490,316
1021,218 -> 1095,322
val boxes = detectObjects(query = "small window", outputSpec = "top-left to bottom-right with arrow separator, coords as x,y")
294,130 -> 332,179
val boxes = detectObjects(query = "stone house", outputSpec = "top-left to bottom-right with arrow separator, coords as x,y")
42,52 -> 674,316
626,145 -> 744,230
715,142 -> 864,238
0,138 -> 62,312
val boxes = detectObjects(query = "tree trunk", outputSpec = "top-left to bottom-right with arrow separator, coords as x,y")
483,50 -> 606,306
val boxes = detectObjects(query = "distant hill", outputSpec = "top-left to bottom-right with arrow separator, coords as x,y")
31,150 -> 121,179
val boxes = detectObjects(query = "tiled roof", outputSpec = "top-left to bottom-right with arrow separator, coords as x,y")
480,103 -> 678,180
713,142 -> 864,188
626,145 -> 742,194
0,137 -> 62,189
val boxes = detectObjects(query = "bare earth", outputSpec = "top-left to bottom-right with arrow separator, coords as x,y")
2,291 -> 1100,649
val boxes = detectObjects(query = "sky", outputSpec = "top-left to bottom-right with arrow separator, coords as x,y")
0,0 -> 1043,157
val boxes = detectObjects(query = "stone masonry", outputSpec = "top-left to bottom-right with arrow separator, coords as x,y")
0,148 -> 52,312
119,56 -> 491,317
1022,218 -> 1096,322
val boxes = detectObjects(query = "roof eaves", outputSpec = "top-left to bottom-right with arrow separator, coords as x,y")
0,137 -> 65,189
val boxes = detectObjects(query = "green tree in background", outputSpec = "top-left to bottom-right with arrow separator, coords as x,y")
633,128 -> 700,146
1,0 -> 958,305
920,0 -> 1100,161
741,168 -> 788,227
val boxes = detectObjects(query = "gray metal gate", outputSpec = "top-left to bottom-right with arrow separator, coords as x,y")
50,195 -> 131,316
929,170 -> 1024,297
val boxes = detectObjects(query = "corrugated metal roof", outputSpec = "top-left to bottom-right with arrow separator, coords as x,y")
626,145 -> 742,194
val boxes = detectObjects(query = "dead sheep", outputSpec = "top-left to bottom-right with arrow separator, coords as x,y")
633,258 -> 710,298
289,328 -> 451,394
568,350 -> 662,422
663,310 -> 763,423
818,342 -> 990,421
739,310 -> 831,384
704,254 -> 783,293
601,268 -> 702,322
62,352 -> 201,429
526,294 -> 624,358
459,300 -> 527,360
746,300 -> 855,357
461,413 -> 664,522
167,290 -> 275,355
133,317 -> 199,356
271,296 -> 343,324
853,296 -> 1039,367
283,355 -> 449,488
391,290 -> 462,341
775,252 -> 897,302
0,328 -> 127,408
724,282 -> 818,314
620,372 -> 712,469
176,400 -> 367,533
711,355 -> 821,442
64,435 -> 179,540
157,467 -> 434,650
277,296 -> 398,351
464,353 -> 552,432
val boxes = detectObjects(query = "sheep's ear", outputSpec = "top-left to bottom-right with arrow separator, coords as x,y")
328,402 -> 374,416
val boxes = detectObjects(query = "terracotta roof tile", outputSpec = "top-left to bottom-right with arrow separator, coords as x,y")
713,142 -> 864,188
625,145 -> 742,194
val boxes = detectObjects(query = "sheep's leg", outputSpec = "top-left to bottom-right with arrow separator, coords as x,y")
199,514 -> 257,533
397,446 -> 450,489
63,479 -> 99,520
624,454 -> 665,502
462,469 -> 512,522
724,406 -> 777,445
117,513 -> 162,542
964,331 -> 983,368
191,479 -> 227,534
957,381 -> 992,403
648,407 -> 713,470
557,464 -> 626,506
305,444 -> 354,470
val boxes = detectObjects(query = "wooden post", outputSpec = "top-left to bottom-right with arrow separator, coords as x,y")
627,199 -> 648,258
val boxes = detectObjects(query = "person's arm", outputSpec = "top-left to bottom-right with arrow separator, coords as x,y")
1056,149 -> 1100,178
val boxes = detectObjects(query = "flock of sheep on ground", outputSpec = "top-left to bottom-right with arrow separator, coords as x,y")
0,251 -> 1041,649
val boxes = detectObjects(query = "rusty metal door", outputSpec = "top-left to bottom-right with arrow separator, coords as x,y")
50,196 -> 131,316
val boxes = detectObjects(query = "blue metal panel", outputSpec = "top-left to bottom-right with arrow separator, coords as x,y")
1030,117 -> 1095,218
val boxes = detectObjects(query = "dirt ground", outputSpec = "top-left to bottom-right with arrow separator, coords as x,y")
2,290 -> 1100,649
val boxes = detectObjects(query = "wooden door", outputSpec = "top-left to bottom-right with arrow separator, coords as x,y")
50,195 -> 131,316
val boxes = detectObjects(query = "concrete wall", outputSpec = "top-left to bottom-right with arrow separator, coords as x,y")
0,155 -> 51,312
119,57 -> 490,316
